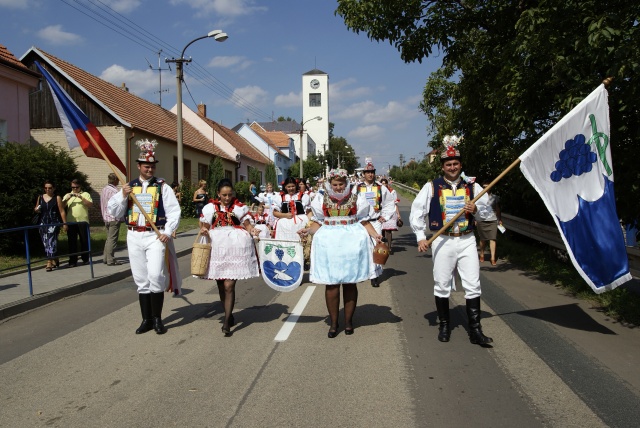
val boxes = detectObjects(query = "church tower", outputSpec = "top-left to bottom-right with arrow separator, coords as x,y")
301,69 -> 329,160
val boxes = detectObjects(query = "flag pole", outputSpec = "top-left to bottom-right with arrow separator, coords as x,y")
83,130 -> 163,238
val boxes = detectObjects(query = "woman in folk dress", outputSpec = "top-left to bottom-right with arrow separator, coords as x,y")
299,169 -> 383,338
272,177 -> 311,241
199,179 -> 260,336
379,178 -> 401,254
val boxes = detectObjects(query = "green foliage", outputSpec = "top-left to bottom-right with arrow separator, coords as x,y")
234,181 -> 251,203
0,142 -> 89,253
178,179 -> 198,219
265,163 -> 277,187
336,0 -> 640,223
248,166 -> 262,187
207,157 -> 225,197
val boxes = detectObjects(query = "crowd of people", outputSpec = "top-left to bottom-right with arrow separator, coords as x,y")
31,136 -> 509,346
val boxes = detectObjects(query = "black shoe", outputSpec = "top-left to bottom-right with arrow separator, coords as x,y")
229,314 -> 235,327
153,317 -> 166,334
344,328 -> 354,335
328,324 -> 339,338
221,326 -> 232,337
371,278 -> 379,287
135,319 -> 153,334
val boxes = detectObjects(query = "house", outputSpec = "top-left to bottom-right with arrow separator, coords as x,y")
0,44 -> 40,144
177,102 -> 270,183
257,120 -> 318,161
233,123 -> 291,185
21,47 -> 236,219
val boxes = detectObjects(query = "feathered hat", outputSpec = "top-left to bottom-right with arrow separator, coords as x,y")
136,139 -> 159,163
363,161 -> 376,172
440,135 -> 463,162
328,168 -> 349,180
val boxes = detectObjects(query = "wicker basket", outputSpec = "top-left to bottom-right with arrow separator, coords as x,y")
190,230 -> 211,276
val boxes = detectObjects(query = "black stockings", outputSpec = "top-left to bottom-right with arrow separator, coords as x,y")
325,283 -> 358,330
217,279 -> 236,329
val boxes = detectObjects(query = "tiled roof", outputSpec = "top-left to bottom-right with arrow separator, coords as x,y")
256,120 -> 300,133
303,68 -> 328,76
249,123 -> 291,153
0,44 -> 39,77
33,48 -> 233,161
200,116 -> 270,164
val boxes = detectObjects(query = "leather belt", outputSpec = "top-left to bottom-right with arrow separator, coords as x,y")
443,230 -> 473,237
127,226 -> 164,232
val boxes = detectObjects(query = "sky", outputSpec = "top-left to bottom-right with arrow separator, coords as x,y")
1,0 -> 443,171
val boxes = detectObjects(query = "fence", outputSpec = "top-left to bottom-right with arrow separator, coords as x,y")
0,222 -> 95,296
392,182 -> 640,277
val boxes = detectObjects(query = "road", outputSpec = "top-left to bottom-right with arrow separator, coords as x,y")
1,200 -> 639,427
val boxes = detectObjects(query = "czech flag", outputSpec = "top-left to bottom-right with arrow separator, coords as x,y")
519,84 -> 631,293
34,61 -> 126,175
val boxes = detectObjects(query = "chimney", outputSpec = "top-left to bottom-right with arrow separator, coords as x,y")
198,103 -> 207,118
121,83 -> 129,92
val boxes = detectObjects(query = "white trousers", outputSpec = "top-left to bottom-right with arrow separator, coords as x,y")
431,233 -> 481,299
370,219 -> 384,279
127,230 -> 167,293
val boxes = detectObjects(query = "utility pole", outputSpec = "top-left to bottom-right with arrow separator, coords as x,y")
145,49 -> 171,107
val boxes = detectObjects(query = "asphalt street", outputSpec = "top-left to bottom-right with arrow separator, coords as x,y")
1,197 -> 638,427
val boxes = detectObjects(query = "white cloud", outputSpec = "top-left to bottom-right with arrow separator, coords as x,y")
330,78 -> 372,103
274,91 -> 300,108
333,101 -> 377,120
100,65 -> 157,95
231,85 -> 268,107
207,55 -> 252,70
170,0 -> 267,17
362,100 -> 419,124
348,125 -> 384,140
103,0 -> 141,13
0,0 -> 30,8
37,25 -> 83,46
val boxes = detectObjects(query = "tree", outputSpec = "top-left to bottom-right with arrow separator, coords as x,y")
207,156 -> 224,196
265,162 -> 277,187
336,0 -> 640,222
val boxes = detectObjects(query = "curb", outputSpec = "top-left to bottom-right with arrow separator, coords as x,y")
0,246 -> 193,322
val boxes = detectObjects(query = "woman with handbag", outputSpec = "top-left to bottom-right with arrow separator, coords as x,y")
198,179 -> 260,336
298,169 -> 383,338
380,178 -> 401,254
34,181 -> 67,271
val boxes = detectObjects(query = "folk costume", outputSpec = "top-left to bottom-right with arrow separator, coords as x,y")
309,170 -> 377,285
200,198 -> 259,280
108,139 -> 181,335
257,189 -> 278,227
409,135 -> 492,345
272,189 -> 310,241
353,162 -> 396,286
252,210 -> 272,239
381,185 -> 400,232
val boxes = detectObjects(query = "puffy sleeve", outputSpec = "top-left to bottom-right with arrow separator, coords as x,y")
271,194 -> 283,212
161,183 -> 181,237
201,202 -> 216,225
107,189 -> 128,220
233,203 -> 251,223
309,193 -> 325,222
355,193 -> 372,221
410,182 -> 433,242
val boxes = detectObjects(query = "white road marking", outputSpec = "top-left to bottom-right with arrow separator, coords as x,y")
274,285 -> 316,342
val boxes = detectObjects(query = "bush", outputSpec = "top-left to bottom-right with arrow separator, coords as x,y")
0,142 -> 89,254
234,181 -> 251,204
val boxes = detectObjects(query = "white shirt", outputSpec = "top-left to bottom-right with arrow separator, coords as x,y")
352,181 -> 396,221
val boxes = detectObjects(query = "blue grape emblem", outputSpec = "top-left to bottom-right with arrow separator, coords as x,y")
550,134 -> 597,182
275,248 -> 285,261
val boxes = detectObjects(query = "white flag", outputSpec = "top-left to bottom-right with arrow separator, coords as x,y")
519,84 -> 631,293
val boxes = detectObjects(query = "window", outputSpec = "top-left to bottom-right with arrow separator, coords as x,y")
198,163 -> 208,181
309,93 -> 321,107
225,170 -> 233,180
173,157 -> 192,184
0,119 -> 7,142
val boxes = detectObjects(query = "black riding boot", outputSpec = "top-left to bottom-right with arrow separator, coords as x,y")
434,296 -> 450,342
466,297 -> 493,345
150,292 -> 166,334
135,293 -> 153,334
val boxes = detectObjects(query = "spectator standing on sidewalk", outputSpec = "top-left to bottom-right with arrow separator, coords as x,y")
409,135 -> 493,346
100,173 -> 123,266
475,180 -> 501,266
63,179 -> 93,267
108,139 -> 181,335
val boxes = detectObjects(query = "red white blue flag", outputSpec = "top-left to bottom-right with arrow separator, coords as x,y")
34,61 -> 126,175
519,84 -> 631,293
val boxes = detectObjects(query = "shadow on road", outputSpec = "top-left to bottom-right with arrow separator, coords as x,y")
496,303 -> 616,334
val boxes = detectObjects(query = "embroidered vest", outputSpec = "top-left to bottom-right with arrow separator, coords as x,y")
357,183 -> 382,212
127,177 -> 166,227
322,192 -> 358,217
280,191 -> 305,215
428,177 -> 475,232
211,199 -> 242,228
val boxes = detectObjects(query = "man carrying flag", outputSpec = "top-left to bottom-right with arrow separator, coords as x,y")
519,83 -> 631,293
108,140 -> 181,335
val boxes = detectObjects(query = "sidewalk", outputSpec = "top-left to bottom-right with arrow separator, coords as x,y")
0,229 -> 200,321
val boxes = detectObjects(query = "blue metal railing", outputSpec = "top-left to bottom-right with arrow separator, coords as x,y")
0,222 -> 94,296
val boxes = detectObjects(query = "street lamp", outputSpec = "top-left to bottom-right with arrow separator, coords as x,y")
167,30 -> 228,183
298,116 -> 322,180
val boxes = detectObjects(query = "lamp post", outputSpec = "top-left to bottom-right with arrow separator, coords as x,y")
298,116 -> 322,180
167,30 -> 228,183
